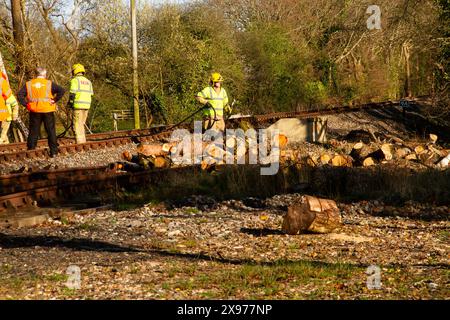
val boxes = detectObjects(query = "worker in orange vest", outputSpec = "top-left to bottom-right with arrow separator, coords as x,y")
0,75 -> 13,124
17,67 -> 65,157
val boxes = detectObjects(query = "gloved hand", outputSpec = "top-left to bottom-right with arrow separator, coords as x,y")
224,104 -> 232,115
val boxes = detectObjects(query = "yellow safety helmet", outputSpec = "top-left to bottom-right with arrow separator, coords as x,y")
210,72 -> 223,83
72,64 -> 86,75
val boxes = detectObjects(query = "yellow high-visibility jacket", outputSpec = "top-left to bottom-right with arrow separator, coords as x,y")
70,75 -> 93,109
197,86 -> 229,118
0,77 -> 12,121
5,95 -> 18,121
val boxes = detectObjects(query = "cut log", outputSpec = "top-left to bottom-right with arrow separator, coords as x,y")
367,144 -> 393,162
427,144 -> 446,157
282,195 -> 342,234
418,151 -> 441,166
137,142 -> 176,157
414,145 -> 426,155
122,151 -> 132,161
278,134 -> 288,149
320,154 -> 331,165
437,153 -> 450,168
331,155 -> 352,167
115,161 -> 144,172
153,156 -> 170,169
395,147 -> 411,159
405,153 -> 418,161
328,139 -> 341,148
380,143 -> 393,161
363,157 -> 375,167
122,151 -> 140,164
349,142 -> 365,165
429,134 -> 438,144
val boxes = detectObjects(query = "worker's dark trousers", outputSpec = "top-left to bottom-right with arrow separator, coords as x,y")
27,112 -> 58,155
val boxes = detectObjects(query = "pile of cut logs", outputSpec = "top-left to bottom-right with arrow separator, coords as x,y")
119,133 -> 290,171
282,133 -> 449,169
118,131 -> 449,172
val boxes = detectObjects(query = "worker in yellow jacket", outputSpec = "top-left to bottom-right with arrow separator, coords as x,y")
195,72 -> 232,131
0,94 -> 19,144
0,76 -> 16,144
68,64 -> 94,144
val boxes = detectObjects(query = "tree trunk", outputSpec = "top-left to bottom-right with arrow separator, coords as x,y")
10,0 -> 26,80
282,195 -> 342,234
403,42 -> 412,97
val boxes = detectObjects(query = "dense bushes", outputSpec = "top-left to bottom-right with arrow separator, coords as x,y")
1,0 -> 447,131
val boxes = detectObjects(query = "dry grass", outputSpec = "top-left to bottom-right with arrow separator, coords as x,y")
117,164 -> 450,206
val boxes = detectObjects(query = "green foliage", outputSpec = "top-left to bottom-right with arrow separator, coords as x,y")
59,0 -> 445,130
304,81 -> 328,106
240,23 -> 308,112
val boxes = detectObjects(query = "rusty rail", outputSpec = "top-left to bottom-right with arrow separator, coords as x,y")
0,129 -> 173,162
230,98 -> 426,124
0,164 -> 201,213
0,98 -> 426,161
0,126 -> 169,154
0,97 -> 431,215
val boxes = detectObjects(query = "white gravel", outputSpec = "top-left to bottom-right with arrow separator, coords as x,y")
0,143 -> 138,175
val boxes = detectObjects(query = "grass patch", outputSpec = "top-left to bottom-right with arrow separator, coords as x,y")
45,273 -> 68,282
438,230 -> 449,241
0,273 -> 41,297
160,260 -> 360,299
185,207 -> 200,215
77,221 -> 98,231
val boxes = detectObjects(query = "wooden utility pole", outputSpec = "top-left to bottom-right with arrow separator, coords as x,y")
131,0 -> 140,129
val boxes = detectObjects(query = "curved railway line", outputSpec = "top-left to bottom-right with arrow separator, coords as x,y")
0,98 -> 428,215
0,126 -> 173,161
0,98 -> 423,161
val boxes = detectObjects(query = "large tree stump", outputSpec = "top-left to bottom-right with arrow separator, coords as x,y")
282,195 -> 342,234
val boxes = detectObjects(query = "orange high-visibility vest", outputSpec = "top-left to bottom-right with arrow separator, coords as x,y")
26,78 -> 55,113
0,76 -> 12,121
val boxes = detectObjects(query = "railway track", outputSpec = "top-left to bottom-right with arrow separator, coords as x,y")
0,164 -> 202,214
0,126 -> 174,162
228,97 -> 426,124
0,97 -> 423,162
0,126 -> 170,153
0,97 -> 427,216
